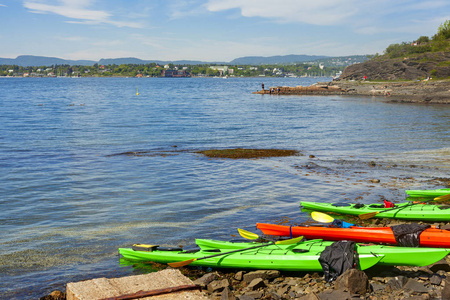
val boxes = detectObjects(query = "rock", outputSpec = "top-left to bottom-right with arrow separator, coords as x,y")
275,284 -> 289,296
221,287 -> 237,300
266,291 -> 282,299
442,278 -> 450,300
235,271 -> 244,281
431,274 -> 443,285
317,289 -> 353,300
39,290 -> 65,300
243,270 -> 280,283
208,278 -> 230,293
247,278 -> 266,290
334,269 -> 369,295
340,52 -> 450,81
430,259 -> 450,273
371,282 -> 386,292
298,291 -> 321,300
387,275 -> 409,290
402,278 -> 428,293
194,271 -> 220,287
242,290 -> 263,299
238,295 -> 256,300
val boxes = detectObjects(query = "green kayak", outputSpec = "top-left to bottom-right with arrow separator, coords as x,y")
301,201 -> 450,221
119,239 -> 382,271
119,239 -> 450,271
196,239 -> 450,267
406,188 -> 450,198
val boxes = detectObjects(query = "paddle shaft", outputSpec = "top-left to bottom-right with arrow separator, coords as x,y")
195,242 -> 273,260
359,197 -> 440,220
168,242 -> 273,267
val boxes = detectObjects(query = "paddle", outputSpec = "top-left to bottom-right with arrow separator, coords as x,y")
311,211 -> 335,223
358,193 -> 450,220
168,235 -> 304,268
237,228 -> 260,240
311,212 -> 355,228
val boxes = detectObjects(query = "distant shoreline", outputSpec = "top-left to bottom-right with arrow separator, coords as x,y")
254,79 -> 450,104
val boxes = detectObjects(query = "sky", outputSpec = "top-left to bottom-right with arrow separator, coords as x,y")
0,0 -> 449,62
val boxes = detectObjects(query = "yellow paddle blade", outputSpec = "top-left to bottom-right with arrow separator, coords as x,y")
274,236 -> 303,245
168,258 -> 196,268
434,194 -> 450,202
358,211 -> 380,220
311,211 -> 334,223
238,228 -> 260,240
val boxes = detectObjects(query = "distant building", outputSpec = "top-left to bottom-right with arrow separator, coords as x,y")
162,69 -> 189,77
209,66 -> 228,76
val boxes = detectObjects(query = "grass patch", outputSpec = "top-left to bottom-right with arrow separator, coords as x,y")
196,148 -> 299,159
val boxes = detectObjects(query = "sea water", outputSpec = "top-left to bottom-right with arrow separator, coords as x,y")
0,77 -> 449,298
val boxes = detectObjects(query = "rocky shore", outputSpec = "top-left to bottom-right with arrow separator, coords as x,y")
42,254 -> 450,300
42,218 -> 450,300
253,79 -> 450,104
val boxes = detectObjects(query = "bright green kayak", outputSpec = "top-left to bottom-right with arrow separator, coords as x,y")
301,201 -> 450,221
119,238 -> 450,271
119,239 -> 382,271
196,239 -> 450,267
406,188 -> 450,198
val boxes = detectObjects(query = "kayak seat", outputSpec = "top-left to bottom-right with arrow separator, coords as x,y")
438,206 -> 450,210
157,247 -> 183,251
354,203 -> 365,209
181,248 -> 201,253
292,249 -> 309,253
368,204 -> 385,208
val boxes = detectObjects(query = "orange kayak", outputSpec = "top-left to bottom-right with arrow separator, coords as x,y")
256,223 -> 450,248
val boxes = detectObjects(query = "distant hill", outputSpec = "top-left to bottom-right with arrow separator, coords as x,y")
98,57 -> 211,65
229,54 -> 329,65
0,54 -> 368,67
0,55 -> 96,66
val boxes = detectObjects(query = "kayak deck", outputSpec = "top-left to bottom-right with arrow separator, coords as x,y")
195,239 -> 450,267
406,188 -> 450,198
257,223 -> 450,248
119,240 -> 382,271
301,201 -> 450,221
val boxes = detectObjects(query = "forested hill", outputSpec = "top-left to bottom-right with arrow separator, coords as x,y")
340,20 -> 450,80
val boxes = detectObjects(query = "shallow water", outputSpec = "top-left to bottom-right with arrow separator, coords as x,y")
0,77 -> 449,298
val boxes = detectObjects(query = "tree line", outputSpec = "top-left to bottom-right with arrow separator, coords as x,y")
0,62 -> 343,78
382,20 -> 450,59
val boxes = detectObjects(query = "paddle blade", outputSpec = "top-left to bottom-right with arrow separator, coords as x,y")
434,194 -> 450,202
238,228 -> 259,240
275,236 -> 303,245
168,258 -> 196,268
358,211 -> 380,220
311,211 -> 334,223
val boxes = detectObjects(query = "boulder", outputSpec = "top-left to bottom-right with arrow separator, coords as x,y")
208,279 -> 230,293
220,287 -> 237,300
247,278 -> 266,291
334,269 -> 369,295
402,278 -> 428,294
243,270 -> 280,283
194,272 -> 220,288
442,279 -> 450,300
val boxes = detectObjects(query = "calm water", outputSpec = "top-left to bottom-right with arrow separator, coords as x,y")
0,77 -> 449,299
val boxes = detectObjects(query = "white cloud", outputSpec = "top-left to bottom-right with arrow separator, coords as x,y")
23,0 -> 143,28
205,0 -> 359,25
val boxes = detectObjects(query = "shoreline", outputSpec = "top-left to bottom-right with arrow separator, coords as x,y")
253,79 -> 450,104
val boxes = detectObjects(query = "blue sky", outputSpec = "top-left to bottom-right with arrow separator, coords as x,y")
0,0 -> 449,62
